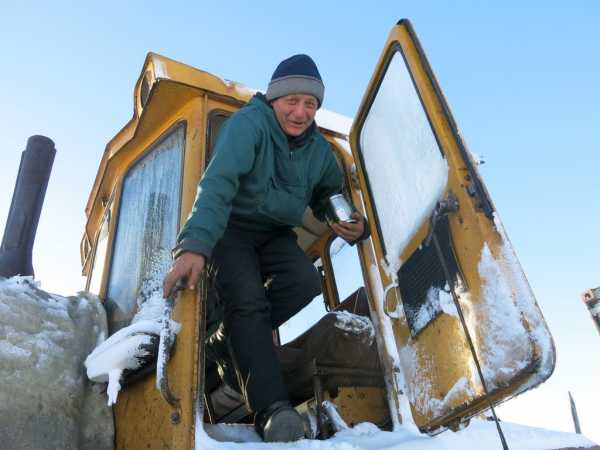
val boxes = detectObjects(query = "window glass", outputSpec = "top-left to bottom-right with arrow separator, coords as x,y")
329,237 -> 363,303
278,258 -> 327,344
88,209 -> 110,296
359,49 -> 447,265
105,124 -> 184,333
206,111 -> 230,163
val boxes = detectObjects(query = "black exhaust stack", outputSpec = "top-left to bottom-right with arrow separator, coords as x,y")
0,136 -> 56,278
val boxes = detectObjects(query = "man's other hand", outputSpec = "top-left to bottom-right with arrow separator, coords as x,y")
163,252 -> 205,298
331,212 -> 364,243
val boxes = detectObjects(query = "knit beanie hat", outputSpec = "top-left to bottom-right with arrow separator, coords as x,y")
266,54 -> 324,106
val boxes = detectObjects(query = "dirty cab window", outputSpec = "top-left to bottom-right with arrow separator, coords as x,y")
104,124 -> 184,333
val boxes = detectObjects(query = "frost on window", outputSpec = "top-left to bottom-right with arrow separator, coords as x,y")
88,209 -> 110,296
359,49 -> 448,266
105,124 -> 184,334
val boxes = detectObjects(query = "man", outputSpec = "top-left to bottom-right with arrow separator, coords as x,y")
163,54 -> 368,442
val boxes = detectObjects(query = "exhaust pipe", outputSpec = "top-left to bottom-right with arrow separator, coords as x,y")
0,135 -> 56,278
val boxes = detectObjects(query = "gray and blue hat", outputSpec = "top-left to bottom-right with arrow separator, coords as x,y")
266,54 -> 324,106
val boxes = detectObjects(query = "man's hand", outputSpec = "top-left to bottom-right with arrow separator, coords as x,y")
163,252 -> 205,298
331,212 -> 364,243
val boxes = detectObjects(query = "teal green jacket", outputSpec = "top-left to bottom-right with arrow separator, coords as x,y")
174,94 -> 344,258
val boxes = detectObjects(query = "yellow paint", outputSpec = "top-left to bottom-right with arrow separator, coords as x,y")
327,387 -> 389,428
349,20 -> 554,430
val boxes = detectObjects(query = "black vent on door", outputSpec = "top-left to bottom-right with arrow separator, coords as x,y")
397,215 -> 461,336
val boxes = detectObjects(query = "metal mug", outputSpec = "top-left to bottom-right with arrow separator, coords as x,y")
326,194 -> 357,224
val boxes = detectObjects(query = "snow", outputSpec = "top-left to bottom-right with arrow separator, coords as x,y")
86,329 -> 155,405
85,289 -> 181,405
85,124 -> 185,405
153,59 -> 168,79
359,51 -> 448,267
393,218 -> 556,420
196,418 -> 597,449
483,214 -> 555,389
333,310 -> 375,345
411,286 -> 459,332
470,243 -> 532,385
438,285 -> 459,317
366,261 -> 418,433
0,276 -> 113,450
316,109 -> 353,136
429,377 -> 474,417
104,124 -> 183,333
468,150 -> 484,166
322,400 -> 350,433
224,79 -> 260,98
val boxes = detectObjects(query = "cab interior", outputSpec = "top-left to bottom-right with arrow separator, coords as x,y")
82,103 -> 391,444
199,110 -> 390,440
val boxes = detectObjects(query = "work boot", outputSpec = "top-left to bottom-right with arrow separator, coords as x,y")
205,324 -> 239,391
254,400 -> 306,442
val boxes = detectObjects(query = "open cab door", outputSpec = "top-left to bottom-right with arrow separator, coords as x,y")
350,20 -> 555,432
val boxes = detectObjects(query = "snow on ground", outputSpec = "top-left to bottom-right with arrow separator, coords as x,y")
198,419 -> 597,450
0,276 -> 113,450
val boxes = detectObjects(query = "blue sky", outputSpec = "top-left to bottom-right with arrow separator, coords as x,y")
1,0 -> 599,443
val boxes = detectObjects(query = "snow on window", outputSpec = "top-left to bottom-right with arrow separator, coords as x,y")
359,50 -> 448,269
105,124 -> 184,333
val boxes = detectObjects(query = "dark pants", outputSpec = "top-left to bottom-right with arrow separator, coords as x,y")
211,225 -> 322,413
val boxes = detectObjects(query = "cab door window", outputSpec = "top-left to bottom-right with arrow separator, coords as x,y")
358,49 -> 447,264
104,123 -> 184,333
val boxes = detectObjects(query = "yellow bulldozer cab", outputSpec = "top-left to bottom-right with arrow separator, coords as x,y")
80,19 -> 555,449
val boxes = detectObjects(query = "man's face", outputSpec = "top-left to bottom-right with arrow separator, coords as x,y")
271,94 -> 318,137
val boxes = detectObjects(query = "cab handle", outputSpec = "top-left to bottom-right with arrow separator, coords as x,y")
157,282 -> 185,424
